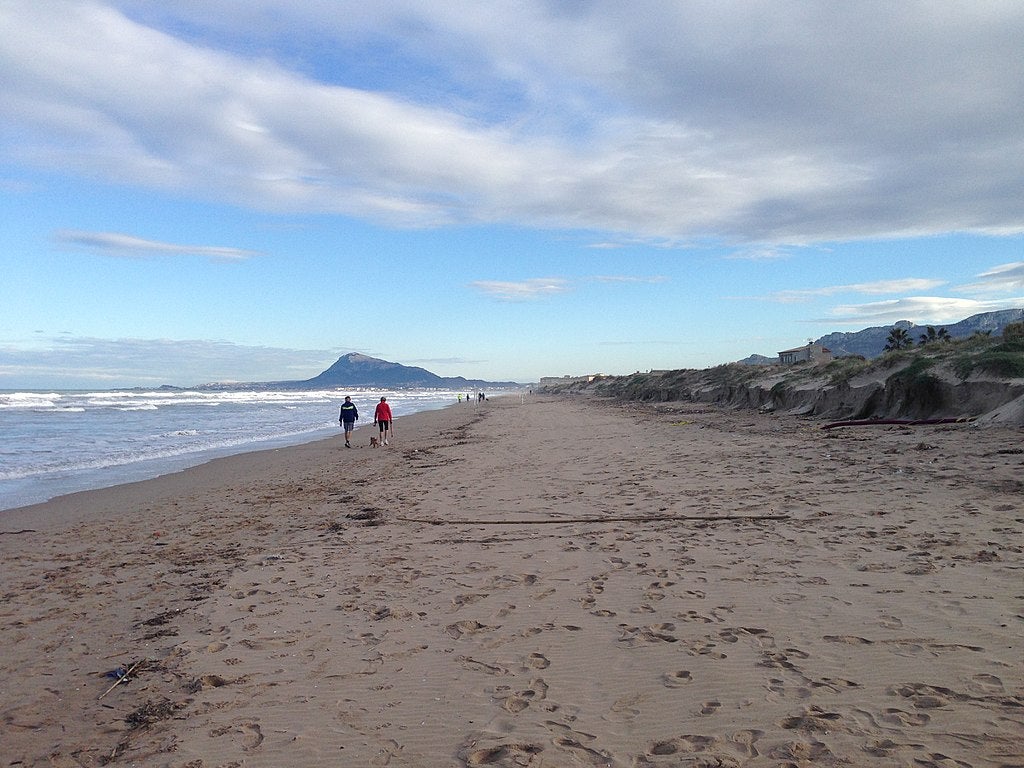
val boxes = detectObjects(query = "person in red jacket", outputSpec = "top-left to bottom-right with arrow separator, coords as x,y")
373,396 -> 393,446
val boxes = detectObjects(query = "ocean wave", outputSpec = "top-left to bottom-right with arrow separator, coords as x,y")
0,392 -> 64,409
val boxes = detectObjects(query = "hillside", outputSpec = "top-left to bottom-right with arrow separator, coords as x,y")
191,353 -> 521,390
297,353 -> 519,389
811,308 -> 1024,360
543,331 -> 1024,425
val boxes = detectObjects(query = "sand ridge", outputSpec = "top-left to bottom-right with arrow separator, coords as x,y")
1,395 -> 1022,766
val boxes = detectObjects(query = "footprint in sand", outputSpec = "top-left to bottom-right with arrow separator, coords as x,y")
863,738 -> 900,758
502,696 -> 530,713
211,722 -> 264,752
526,652 -> 550,669
888,683 -> 952,710
544,721 -> 598,741
684,639 -> 725,659
446,620 -> 493,639
780,706 -> 843,733
240,635 -> 298,650
465,743 -> 543,766
458,656 -> 509,676
823,634 -> 874,645
452,593 -> 487,608
771,592 -> 806,604
190,674 -> 232,692
768,740 -> 835,763
699,700 -> 721,716
552,736 -> 613,766
661,670 -> 692,688
605,693 -> 644,722
238,722 -> 264,752
651,731 -> 763,759
967,673 -> 1004,695
529,678 -> 549,699
880,708 -> 931,727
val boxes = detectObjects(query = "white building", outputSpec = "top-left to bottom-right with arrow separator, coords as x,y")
777,343 -> 833,366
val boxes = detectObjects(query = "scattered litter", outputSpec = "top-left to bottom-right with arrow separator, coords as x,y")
98,659 -> 146,700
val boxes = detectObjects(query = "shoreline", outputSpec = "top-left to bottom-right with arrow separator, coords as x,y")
3,395 -> 1022,766
0,399 -> 470,531
0,391 -> 479,514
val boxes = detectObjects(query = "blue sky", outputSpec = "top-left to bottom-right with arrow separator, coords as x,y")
2,1 -> 1023,388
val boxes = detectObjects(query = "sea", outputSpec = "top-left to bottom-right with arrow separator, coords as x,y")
0,387 -> 497,513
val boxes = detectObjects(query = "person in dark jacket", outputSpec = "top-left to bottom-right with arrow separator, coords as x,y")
339,396 -> 359,448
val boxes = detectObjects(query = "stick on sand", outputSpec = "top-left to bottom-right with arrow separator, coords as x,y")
97,659 -> 145,700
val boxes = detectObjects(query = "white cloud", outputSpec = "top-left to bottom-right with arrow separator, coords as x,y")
823,296 -> 1024,326
55,229 -> 260,260
470,274 -> 665,300
1,1 -> 1023,243
958,261 -> 1024,294
767,278 -> 947,303
589,275 -> 667,284
0,336 -> 334,387
724,246 -> 794,261
470,278 -> 570,301
401,357 -> 486,366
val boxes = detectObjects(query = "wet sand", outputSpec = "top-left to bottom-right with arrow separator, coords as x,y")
2,394 -> 1022,767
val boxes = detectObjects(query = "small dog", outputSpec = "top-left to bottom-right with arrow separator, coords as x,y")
369,436 -> 379,448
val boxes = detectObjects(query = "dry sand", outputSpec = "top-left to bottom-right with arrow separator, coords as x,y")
2,394 -> 1022,767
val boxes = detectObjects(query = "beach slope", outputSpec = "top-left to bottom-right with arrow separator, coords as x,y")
2,395 -> 1022,766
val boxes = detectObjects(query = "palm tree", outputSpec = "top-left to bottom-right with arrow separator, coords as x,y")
918,326 -> 950,345
884,327 -> 912,351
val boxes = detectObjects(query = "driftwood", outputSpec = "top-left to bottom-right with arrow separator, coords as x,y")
97,659 -> 146,700
822,417 -> 974,430
396,513 -> 790,526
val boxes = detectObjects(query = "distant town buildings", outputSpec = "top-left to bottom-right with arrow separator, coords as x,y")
777,343 -> 833,366
538,374 -> 604,387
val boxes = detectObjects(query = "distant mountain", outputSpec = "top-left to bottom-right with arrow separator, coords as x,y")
294,353 -> 520,390
737,353 -> 777,366
814,309 -> 1024,358
189,353 -> 522,391
735,309 -> 1024,364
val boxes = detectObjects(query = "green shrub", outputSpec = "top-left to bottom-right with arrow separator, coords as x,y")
974,350 -> 1024,378
824,357 -> 868,385
1002,321 -> 1024,341
886,357 -> 944,415
952,356 -> 976,380
878,348 -> 911,368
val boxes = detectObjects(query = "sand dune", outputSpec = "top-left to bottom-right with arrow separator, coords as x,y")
2,395 -> 1022,766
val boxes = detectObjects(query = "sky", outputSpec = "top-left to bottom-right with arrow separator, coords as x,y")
2,1 -> 1024,389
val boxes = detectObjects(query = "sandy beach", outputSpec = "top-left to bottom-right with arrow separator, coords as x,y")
2,394 -> 1022,767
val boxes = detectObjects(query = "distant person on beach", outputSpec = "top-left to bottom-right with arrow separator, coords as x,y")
374,397 -> 393,446
339,396 -> 359,448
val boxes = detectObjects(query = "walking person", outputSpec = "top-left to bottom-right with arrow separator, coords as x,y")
339,396 -> 359,448
373,396 -> 393,446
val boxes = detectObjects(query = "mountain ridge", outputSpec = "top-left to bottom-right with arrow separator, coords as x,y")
814,308 -> 1024,359
191,353 -> 522,390
741,308 -> 1024,363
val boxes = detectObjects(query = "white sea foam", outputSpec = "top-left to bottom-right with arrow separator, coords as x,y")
0,387 -> 510,512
